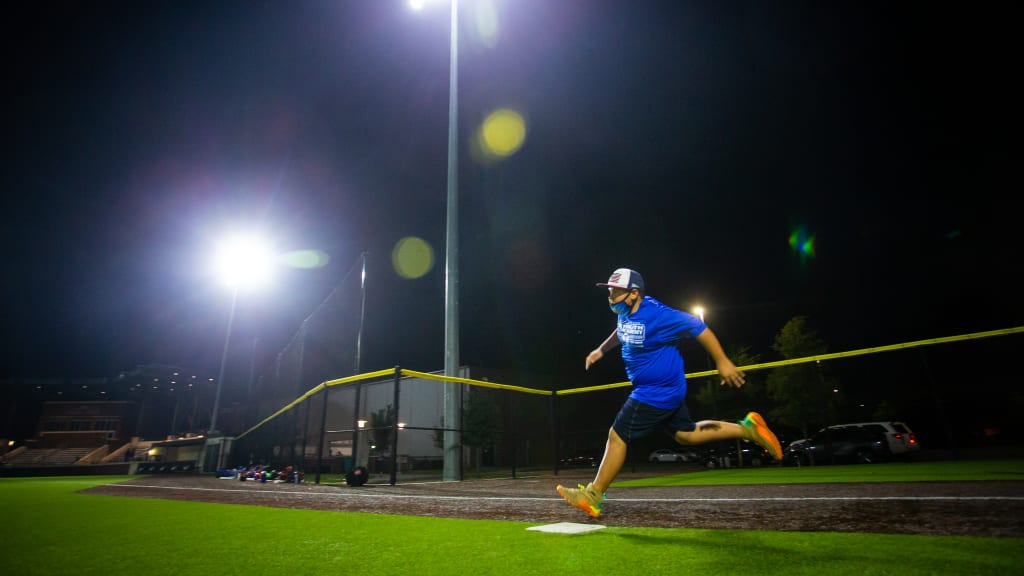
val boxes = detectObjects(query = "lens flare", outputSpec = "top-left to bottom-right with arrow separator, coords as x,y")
278,250 -> 330,269
471,0 -> 499,48
392,237 -> 434,279
788,227 -> 816,259
479,108 -> 526,158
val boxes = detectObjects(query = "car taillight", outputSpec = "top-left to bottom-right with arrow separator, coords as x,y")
893,433 -> 903,440
909,434 -> 917,445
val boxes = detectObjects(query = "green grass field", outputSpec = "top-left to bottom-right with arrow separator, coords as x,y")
615,458 -> 1024,486
2,460 -> 1023,576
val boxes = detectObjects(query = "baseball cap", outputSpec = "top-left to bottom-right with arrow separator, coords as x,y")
596,268 -> 644,292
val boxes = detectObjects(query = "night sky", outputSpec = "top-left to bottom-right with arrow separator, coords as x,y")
3,1 -> 1018,398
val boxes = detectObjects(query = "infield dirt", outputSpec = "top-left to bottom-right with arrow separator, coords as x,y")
82,471 -> 1024,537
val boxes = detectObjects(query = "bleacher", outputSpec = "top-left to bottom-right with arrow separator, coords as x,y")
4,447 -> 95,466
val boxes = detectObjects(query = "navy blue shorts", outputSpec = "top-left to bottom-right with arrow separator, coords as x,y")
612,397 -> 695,443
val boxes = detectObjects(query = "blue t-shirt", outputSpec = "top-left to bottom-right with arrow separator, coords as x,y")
616,296 -> 706,409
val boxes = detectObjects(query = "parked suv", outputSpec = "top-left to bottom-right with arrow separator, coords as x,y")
783,424 -> 891,466
828,421 -> 919,455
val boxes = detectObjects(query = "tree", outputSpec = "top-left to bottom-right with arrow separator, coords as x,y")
461,390 -> 502,470
694,345 -> 766,420
369,405 -> 394,456
694,345 -> 767,467
765,316 -> 837,436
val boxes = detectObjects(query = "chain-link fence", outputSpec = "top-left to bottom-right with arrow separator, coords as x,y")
227,327 -> 1024,483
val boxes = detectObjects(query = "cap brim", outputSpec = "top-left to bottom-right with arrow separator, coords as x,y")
596,282 -> 627,288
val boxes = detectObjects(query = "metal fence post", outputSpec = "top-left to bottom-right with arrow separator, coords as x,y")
299,397 -> 310,474
550,391 -> 559,476
314,384 -> 329,484
389,366 -> 401,486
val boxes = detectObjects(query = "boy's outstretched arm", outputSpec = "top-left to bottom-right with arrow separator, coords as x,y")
695,327 -> 746,387
586,330 -> 620,370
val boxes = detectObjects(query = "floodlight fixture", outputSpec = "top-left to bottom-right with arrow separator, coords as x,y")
212,233 -> 275,289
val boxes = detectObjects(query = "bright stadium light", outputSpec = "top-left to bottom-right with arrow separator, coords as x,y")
209,232 -> 276,439
212,234 -> 275,288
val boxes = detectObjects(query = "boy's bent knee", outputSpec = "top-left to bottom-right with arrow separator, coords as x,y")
674,430 -> 696,445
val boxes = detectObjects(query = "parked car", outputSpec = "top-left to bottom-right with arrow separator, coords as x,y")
783,424 -> 891,466
827,421 -> 920,455
647,448 -> 697,463
559,454 -> 598,468
701,443 -> 771,468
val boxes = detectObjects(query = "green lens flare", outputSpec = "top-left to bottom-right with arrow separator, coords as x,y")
278,250 -> 330,269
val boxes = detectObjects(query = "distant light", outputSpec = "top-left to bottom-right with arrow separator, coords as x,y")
693,306 -> 705,322
357,419 -> 368,428
397,422 -> 407,430
409,0 -> 425,10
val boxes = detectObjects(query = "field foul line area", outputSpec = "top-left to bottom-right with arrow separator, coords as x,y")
114,484 -> 1024,503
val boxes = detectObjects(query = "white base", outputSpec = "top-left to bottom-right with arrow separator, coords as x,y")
526,522 -> 606,534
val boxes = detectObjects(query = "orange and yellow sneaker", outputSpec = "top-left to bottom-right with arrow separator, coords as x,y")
741,412 -> 783,460
556,483 -> 604,518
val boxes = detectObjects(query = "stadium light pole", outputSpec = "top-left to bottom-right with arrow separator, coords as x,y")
442,0 -> 462,484
209,234 -> 275,437
411,0 -> 461,482
351,251 -> 368,470
209,287 -> 238,436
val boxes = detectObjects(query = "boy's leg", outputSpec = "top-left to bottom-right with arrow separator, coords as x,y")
592,428 -> 627,493
674,413 -> 782,460
674,420 -> 745,445
558,398 -> 662,518
556,427 -> 624,519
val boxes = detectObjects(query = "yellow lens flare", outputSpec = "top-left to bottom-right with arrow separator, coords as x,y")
479,108 -> 526,158
392,237 -> 434,279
